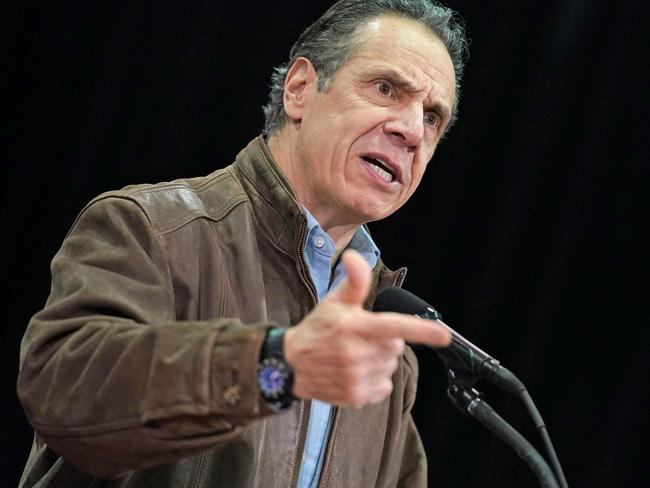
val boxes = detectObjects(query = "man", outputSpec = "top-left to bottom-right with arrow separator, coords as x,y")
17,0 -> 467,486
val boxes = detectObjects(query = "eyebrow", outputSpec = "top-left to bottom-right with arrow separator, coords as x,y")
373,67 -> 452,120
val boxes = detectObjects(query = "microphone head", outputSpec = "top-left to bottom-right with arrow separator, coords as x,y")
373,287 -> 439,318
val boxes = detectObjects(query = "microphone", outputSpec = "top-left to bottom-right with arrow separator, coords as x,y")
374,288 -> 569,488
373,287 -> 524,395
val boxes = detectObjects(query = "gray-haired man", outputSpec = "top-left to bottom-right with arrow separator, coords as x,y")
18,1 -> 468,486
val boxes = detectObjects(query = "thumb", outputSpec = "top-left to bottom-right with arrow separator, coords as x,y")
326,249 -> 372,306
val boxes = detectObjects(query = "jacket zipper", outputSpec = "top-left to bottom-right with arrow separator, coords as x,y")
291,222 -> 400,488
314,267 -> 406,486
315,405 -> 339,488
289,219 -> 319,488
289,400 -> 312,488
295,219 -> 319,302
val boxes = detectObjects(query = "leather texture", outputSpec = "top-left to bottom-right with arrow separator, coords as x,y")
17,136 -> 426,487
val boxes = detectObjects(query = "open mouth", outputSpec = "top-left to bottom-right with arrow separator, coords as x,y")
361,156 -> 396,183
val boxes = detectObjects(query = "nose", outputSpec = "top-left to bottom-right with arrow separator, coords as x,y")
384,102 -> 424,150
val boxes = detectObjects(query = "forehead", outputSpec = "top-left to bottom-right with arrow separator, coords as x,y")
345,15 -> 456,110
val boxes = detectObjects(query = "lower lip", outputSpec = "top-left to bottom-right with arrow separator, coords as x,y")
360,158 -> 400,189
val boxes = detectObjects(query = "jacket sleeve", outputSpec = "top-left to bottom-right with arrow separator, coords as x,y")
17,196 -> 276,478
396,347 -> 428,488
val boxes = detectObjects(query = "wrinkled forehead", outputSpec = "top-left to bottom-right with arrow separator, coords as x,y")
348,16 -> 457,110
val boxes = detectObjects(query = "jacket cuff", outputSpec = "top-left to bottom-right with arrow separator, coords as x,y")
209,323 -> 275,417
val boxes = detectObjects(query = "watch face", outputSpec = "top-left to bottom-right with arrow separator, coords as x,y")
258,358 -> 289,399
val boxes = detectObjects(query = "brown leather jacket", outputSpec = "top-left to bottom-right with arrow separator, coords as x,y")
17,136 -> 427,487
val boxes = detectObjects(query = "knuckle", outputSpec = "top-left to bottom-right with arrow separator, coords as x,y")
338,341 -> 362,367
388,356 -> 400,373
345,386 -> 366,408
338,349 -> 357,368
343,365 -> 365,386
382,379 -> 394,396
333,309 -> 362,332
369,380 -> 393,405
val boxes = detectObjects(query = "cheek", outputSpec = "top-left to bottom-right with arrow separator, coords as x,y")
406,160 -> 429,193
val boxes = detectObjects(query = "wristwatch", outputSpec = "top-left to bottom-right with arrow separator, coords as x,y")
257,327 -> 296,410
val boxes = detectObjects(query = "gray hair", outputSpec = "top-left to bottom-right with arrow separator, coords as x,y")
262,0 -> 469,136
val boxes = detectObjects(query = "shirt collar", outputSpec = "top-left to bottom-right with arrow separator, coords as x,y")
302,207 -> 380,265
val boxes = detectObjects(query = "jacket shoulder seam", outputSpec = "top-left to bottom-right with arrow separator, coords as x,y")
88,171 -> 251,236
156,194 -> 249,236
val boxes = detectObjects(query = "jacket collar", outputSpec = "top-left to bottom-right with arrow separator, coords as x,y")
232,135 -> 306,256
232,135 -> 407,299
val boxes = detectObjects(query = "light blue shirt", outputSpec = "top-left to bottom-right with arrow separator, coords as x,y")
296,208 -> 380,488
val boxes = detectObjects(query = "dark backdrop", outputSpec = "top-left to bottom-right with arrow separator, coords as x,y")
4,1 -> 648,486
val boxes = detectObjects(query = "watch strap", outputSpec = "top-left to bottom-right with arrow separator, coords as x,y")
260,327 -> 287,360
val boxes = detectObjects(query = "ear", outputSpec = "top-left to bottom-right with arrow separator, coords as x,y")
283,57 -> 318,122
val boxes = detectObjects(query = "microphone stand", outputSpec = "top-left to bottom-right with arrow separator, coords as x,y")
371,288 -> 568,486
431,313 -> 568,488
446,369 -> 560,488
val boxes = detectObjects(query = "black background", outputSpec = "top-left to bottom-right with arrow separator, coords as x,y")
4,1 -> 648,486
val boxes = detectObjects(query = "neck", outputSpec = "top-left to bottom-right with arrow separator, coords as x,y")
267,128 -> 361,249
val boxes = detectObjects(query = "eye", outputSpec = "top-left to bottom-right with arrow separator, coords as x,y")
424,112 -> 440,128
376,80 -> 393,97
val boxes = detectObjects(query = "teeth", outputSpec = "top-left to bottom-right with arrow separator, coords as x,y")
369,161 -> 393,183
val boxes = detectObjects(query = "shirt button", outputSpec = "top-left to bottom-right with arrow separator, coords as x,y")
314,235 -> 325,248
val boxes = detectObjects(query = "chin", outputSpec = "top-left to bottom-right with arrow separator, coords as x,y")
355,204 -> 399,224
342,189 -> 403,223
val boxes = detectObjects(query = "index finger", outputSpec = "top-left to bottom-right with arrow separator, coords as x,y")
353,311 -> 452,347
